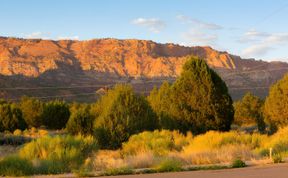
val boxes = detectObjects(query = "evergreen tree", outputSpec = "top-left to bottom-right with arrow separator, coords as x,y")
0,103 -> 27,132
66,103 -> 94,135
148,56 -> 234,134
19,96 -> 44,128
234,92 -> 265,132
264,74 -> 288,129
42,100 -> 70,129
93,84 -> 158,149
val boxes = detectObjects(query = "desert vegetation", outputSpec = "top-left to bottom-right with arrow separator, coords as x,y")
1,56 -> 288,176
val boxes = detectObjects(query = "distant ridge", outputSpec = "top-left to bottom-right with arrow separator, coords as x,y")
0,37 -> 287,100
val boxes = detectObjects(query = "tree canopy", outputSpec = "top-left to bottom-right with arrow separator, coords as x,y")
93,84 -> 158,149
148,56 -> 234,134
264,74 -> 288,129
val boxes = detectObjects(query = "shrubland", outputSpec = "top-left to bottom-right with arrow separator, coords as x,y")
1,56 -> 288,176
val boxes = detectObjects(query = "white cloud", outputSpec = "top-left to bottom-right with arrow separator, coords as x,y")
241,31 -> 288,57
131,18 -> 166,33
181,29 -> 218,46
242,44 -> 273,57
176,15 -> 222,30
57,36 -> 79,40
238,29 -> 270,43
25,32 -> 51,39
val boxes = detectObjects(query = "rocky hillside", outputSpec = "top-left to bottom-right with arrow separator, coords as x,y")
0,37 -> 287,101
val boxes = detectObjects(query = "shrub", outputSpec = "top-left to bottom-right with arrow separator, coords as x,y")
66,104 -> 94,135
264,74 -> 288,129
13,129 -> 22,136
272,154 -> 283,163
102,167 -> 133,176
19,96 -> 44,128
234,92 -> 265,132
0,155 -> 34,176
42,100 -> 70,129
259,127 -> 288,156
0,103 -> 27,132
122,130 -> 190,156
231,159 -> 246,168
148,56 -> 234,134
147,82 -> 178,130
154,159 -> 182,172
19,135 -> 97,172
93,84 -> 158,149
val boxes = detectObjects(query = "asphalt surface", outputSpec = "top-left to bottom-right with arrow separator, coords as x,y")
100,163 -> 288,178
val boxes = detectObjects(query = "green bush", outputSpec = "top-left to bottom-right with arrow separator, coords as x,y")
231,159 -> 246,168
122,130 -> 190,156
103,167 -> 134,176
272,154 -> 283,163
19,96 -> 44,128
234,92 -> 265,132
0,155 -> 34,176
0,103 -> 27,132
42,100 -> 70,129
154,159 -> 182,172
19,135 -> 97,173
66,104 -> 94,135
148,56 -> 234,134
93,84 -> 158,149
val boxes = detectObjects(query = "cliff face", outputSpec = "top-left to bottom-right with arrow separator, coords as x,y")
0,37 -> 287,100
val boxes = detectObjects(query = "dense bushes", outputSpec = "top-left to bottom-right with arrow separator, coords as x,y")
148,56 -> 234,134
42,100 -> 70,129
93,84 -> 158,149
66,103 -> 94,135
0,103 -> 27,132
20,96 -> 44,128
234,92 -> 265,132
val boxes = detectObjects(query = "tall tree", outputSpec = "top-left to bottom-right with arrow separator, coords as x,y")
264,74 -> 288,130
148,56 -> 234,134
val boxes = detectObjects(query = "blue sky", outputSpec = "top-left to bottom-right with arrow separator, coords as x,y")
1,0 -> 288,61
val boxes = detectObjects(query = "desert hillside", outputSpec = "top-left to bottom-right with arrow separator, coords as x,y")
0,37 -> 287,100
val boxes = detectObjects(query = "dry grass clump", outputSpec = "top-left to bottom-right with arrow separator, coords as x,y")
122,130 -> 191,156
258,127 -> 288,157
92,150 -> 127,171
179,131 -> 268,164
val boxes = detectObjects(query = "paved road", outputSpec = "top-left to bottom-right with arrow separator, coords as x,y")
100,163 -> 288,178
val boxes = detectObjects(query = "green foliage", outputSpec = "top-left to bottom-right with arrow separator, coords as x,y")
93,84 -> 158,149
264,74 -> 288,129
231,159 -> 246,168
103,167 -> 134,176
148,56 -> 234,134
42,100 -> 70,129
122,130 -> 190,156
154,159 -> 182,172
234,92 -> 265,132
0,102 -> 27,132
19,96 -> 44,128
66,103 -> 94,135
272,154 -> 283,163
19,135 -> 97,172
147,82 -> 179,130
0,155 -> 34,176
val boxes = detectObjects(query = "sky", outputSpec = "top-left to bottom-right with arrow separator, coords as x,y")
1,0 -> 288,61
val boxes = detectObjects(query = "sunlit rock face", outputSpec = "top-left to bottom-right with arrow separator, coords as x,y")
0,37 -> 287,100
